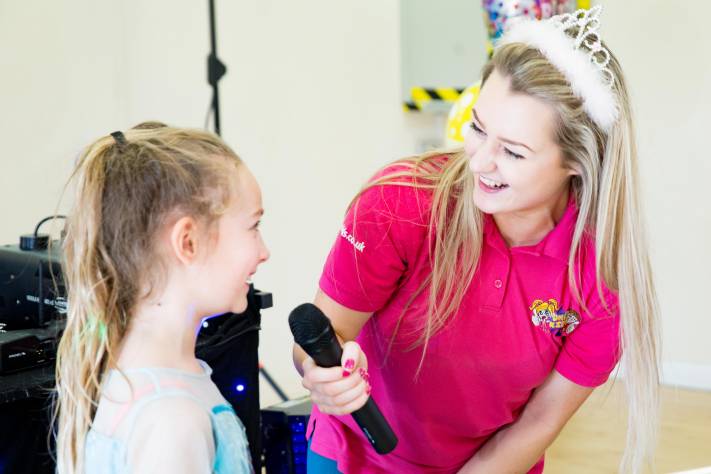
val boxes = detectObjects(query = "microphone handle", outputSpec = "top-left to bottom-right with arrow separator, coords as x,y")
308,339 -> 398,454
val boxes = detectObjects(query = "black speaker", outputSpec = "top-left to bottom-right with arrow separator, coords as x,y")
0,370 -> 55,474
261,397 -> 312,474
196,285 -> 272,473
0,244 -> 66,329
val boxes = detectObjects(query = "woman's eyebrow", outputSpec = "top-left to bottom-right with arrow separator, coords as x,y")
472,108 -> 535,152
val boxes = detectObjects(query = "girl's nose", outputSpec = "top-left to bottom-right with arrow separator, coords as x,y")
259,238 -> 270,263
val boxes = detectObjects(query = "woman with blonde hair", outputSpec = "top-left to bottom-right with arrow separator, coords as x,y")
54,123 -> 270,473
293,6 -> 660,473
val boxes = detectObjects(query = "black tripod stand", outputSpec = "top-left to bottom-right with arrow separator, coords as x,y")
207,0 -> 227,136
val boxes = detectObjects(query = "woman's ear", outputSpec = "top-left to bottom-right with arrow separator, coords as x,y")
169,216 -> 199,265
567,161 -> 582,177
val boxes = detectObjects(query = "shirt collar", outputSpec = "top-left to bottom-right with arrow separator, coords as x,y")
482,196 -> 578,263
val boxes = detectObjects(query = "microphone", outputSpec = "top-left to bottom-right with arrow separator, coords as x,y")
289,303 -> 398,455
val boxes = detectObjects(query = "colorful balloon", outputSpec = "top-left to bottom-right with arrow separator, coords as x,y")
482,0 -> 589,49
445,81 -> 481,146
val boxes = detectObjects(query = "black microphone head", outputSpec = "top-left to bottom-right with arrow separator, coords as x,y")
289,303 -> 333,348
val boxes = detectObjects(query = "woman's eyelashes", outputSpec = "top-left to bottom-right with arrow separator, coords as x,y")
470,121 -> 525,160
251,220 -> 261,230
470,121 -> 486,136
504,148 -> 525,160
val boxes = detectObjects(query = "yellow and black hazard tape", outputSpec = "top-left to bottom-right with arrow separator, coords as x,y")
403,87 -> 465,112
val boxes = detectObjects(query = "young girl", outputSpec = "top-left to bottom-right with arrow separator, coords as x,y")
54,123 -> 269,473
294,6 -> 660,474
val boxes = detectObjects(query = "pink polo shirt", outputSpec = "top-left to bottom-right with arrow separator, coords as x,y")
307,163 -> 620,474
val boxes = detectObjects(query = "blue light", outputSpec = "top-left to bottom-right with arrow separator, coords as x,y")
236,383 -> 245,392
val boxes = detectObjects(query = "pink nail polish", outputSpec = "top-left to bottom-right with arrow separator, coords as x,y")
342,370 -> 351,377
344,359 -> 355,370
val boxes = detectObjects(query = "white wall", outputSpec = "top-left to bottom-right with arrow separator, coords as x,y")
1,0 -> 709,404
600,0 -> 711,388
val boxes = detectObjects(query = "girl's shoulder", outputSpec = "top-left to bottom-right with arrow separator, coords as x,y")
123,396 -> 217,473
92,362 -> 226,433
87,388 -> 217,474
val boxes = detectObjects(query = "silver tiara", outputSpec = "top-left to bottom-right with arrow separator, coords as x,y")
550,6 -> 614,87
498,5 -> 619,131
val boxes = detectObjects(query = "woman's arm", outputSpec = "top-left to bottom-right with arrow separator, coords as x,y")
457,370 -> 594,474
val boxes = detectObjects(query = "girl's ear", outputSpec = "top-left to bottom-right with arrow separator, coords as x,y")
170,216 -> 199,265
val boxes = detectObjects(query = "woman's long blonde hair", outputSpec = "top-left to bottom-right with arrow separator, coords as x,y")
54,123 -> 243,474
358,41 -> 660,473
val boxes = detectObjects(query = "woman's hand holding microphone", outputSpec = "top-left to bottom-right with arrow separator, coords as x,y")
301,341 -> 371,415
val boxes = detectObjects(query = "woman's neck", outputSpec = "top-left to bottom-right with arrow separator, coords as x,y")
493,188 -> 570,247
115,290 -> 203,374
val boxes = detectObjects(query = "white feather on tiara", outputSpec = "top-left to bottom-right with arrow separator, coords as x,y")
497,5 -> 619,132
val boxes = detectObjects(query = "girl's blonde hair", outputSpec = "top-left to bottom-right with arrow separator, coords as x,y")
54,123 -> 243,474
359,40 -> 660,473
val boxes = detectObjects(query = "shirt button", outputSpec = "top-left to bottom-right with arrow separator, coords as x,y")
494,279 -> 503,289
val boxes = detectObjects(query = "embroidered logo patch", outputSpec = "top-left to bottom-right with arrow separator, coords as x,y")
529,298 -> 580,337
